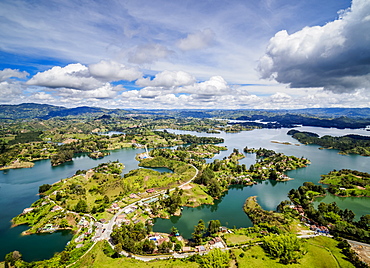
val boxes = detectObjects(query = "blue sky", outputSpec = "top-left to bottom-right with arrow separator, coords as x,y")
0,0 -> 369,109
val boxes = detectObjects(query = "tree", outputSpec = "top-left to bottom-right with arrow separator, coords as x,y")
56,191 -> 63,201
145,220 -> 153,233
358,214 -> 370,229
192,219 -> 205,245
158,241 -> 172,253
142,239 -> 155,254
208,220 -> 221,235
341,208 -> 355,222
59,219 -> 69,228
195,167 -> 215,185
171,226 -> 179,235
174,241 -> 182,251
0,139 -> 7,154
262,234 -> 306,264
39,184 -> 52,194
51,149 -> 74,166
201,248 -> 230,268
208,179 -> 222,197
4,251 -> 22,267
59,251 -> 70,264
74,199 -> 88,213
114,243 -> 123,254
277,200 -> 291,213
269,170 -> 278,180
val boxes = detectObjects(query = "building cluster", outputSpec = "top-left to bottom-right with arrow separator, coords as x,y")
290,206 -> 331,236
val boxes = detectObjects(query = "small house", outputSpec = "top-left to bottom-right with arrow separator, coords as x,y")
195,245 -> 206,252
22,207 -> 34,214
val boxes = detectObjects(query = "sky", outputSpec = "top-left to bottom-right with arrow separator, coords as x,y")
0,0 -> 369,110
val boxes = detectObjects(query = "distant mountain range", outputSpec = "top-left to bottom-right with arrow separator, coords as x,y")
276,108 -> 370,118
1,103 -> 370,122
0,103 -> 127,120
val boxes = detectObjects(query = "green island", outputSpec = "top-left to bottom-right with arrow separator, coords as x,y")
320,169 -> 370,197
288,129 -> 370,156
244,147 -> 310,181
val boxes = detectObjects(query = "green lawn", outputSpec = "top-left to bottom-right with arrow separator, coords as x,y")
181,183 -> 214,207
234,236 -> 355,268
223,233 -> 256,246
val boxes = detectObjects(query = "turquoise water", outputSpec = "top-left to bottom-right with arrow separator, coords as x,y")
153,128 -> 370,238
0,127 -> 369,259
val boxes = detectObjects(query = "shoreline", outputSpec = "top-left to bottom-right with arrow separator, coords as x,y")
0,161 -> 35,170
21,227 -> 74,236
271,140 -> 300,146
319,179 -> 370,198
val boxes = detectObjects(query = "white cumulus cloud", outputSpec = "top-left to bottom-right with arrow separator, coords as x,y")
181,76 -> 230,96
258,0 -> 370,93
26,61 -> 143,96
136,70 -> 195,87
88,60 -> 142,81
57,83 -> 120,99
0,81 -> 24,102
0,68 -> 29,81
27,63 -> 103,91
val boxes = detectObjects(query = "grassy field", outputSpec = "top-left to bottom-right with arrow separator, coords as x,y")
234,236 -> 355,268
181,183 -> 214,207
223,233 -> 256,246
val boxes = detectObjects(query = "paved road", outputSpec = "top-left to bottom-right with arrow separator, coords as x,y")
347,239 -> 370,248
297,234 -> 332,239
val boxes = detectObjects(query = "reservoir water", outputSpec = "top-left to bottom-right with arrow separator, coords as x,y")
0,127 -> 369,260
153,127 -> 370,237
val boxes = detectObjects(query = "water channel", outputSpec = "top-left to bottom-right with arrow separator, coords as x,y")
0,127 -> 369,261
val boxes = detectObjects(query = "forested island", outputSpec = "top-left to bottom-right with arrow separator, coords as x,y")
320,169 -> 370,197
243,147 -> 310,181
288,129 -> 370,156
